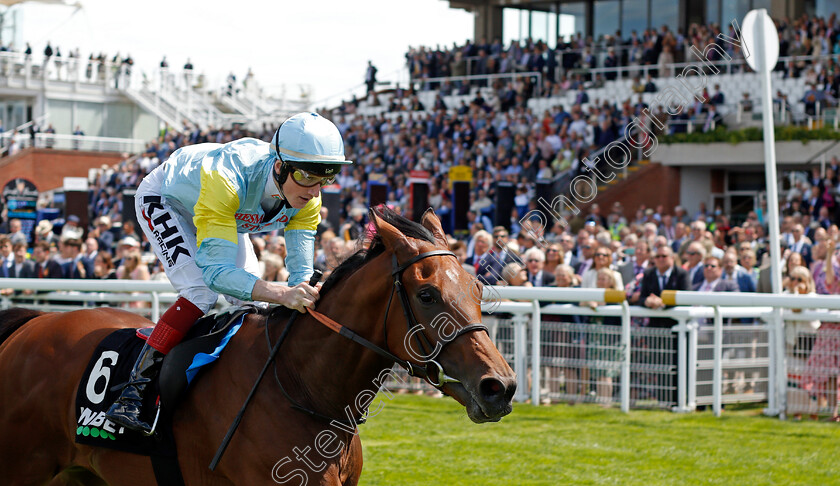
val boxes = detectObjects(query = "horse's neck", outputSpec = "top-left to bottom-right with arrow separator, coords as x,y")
277,256 -> 395,420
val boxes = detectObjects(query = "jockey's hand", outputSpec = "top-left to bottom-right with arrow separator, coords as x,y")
280,282 -> 320,313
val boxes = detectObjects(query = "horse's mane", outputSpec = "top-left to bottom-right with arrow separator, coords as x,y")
0,308 -> 44,346
320,207 -> 436,296
259,207 -> 435,320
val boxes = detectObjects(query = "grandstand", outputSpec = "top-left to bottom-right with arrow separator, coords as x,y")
0,0 -> 838,422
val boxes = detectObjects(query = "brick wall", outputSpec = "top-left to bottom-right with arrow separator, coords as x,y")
580,163 -> 682,214
0,149 -> 123,192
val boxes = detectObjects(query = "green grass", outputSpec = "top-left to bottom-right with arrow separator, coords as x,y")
358,395 -> 840,485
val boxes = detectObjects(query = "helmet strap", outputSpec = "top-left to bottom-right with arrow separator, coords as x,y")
273,159 -> 292,201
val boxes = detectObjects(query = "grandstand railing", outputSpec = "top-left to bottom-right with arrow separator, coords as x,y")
559,53 -> 838,82
0,131 -> 145,155
1,279 -> 837,420
0,51 -> 291,131
410,71 -> 543,96
418,52 -> 839,96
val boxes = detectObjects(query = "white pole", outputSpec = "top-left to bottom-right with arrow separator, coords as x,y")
620,301 -> 631,413
513,314 -> 529,403
531,300 -> 542,406
774,307 -> 787,419
688,321 -> 698,410
757,9 -> 783,295
677,318 -> 687,412
713,306 -> 723,417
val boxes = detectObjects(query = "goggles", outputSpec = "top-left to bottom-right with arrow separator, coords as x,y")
288,167 -> 337,187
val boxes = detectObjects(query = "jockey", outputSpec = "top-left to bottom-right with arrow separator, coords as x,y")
106,112 -> 352,433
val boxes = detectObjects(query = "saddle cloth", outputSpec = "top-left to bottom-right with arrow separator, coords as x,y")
73,310 -> 249,454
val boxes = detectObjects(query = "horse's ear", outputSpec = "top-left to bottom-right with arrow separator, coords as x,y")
420,208 -> 449,248
371,210 -> 413,253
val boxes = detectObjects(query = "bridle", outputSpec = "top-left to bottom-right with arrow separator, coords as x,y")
309,249 -> 489,388
274,249 -> 488,424
210,249 -> 488,470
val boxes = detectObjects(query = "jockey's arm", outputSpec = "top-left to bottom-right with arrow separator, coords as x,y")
192,169 -> 320,311
282,197 -> 321,286
257,199 -> 323,311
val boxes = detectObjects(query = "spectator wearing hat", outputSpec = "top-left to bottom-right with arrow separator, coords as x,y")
35,220 -> 58,246
113,236 -> 140,270
92,216 -> 115,253
61,215 -> 84,241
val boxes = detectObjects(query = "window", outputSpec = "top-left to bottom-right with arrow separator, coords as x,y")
721,0 -> 750,26
548,10 -> 558,48
650,0 -> 679,31
816,0 -> 840,19
560,2 -> 586,41
594,0 -> 620,40
76,101 -> 103,137
503,8 -> 522,47
706,0 -> 720,25
46,100 -> 73,134
532,10 -> 549,44
622,0 -> 648,38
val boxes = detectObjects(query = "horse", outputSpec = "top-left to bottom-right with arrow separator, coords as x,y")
0,208 -> 516,485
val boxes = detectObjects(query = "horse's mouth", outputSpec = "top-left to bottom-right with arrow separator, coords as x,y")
445,382 -> 513,424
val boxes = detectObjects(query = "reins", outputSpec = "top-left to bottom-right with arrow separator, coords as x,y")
210,249 -> 489,470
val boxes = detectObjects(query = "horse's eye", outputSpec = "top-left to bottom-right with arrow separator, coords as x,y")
418,290 -> 436,305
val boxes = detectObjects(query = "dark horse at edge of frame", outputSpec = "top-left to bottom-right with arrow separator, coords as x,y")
0,208 -> 516,485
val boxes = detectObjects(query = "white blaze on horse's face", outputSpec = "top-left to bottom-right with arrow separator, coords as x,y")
445,269 -> 459,284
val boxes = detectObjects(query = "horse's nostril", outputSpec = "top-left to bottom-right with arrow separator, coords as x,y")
504,379 -> 517,402
479,378 -> 506,401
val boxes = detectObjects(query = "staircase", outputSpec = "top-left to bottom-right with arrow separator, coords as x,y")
122,86 -> 182,129
122,83 -> 244,131
216,92 -> 302,128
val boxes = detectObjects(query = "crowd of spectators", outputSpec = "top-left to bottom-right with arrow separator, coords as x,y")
0,68 -> 837,413
405,14 -> 840,103
0,40 -> 258,100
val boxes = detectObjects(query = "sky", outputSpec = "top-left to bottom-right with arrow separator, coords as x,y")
9,0 -> 474,107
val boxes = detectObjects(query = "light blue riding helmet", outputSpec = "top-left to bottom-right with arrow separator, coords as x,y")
270,112 -> 353,177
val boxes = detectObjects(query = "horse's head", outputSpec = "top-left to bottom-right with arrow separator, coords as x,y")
371,208 -> 516,423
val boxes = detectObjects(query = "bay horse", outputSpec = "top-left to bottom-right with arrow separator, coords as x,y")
0,208 -> 516,485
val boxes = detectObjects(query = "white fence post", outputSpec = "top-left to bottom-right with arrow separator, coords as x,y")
620,301 -> 631,413
531,300 -> 541,406
764,312 -> 777,416
513,313 -> 529,403
676,318 -> 689,412
688,320 -> 698,410
713,306 -> 723,417
775,308 -> 787,419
